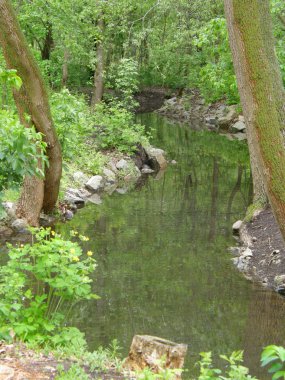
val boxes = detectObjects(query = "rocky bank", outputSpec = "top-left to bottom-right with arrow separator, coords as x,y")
157,89 -> 247,141
0,145 -> 168,239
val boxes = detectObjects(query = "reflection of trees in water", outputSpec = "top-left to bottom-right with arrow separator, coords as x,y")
243,287 -> 285,379
209,158 -> 219,241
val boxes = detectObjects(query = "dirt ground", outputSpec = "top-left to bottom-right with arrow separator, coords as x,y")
234,207 -> 285,293
0,342 -> 127,380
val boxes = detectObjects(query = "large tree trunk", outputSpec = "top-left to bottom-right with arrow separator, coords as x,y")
0,0 -> 62,224
224,0 -> 285,239
91,17 -> 105,109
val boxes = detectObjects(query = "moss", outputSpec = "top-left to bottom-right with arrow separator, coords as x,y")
244,200 -> 266,223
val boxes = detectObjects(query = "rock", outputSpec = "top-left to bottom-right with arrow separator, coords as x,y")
0,365 -> 14,380
144,146 -> 167,171
232,121 -> 246,132
141,165 -> 154,174
0,225 -> 13,237
123,335 -> 187,376
241,247 -> 253,258
116,188 -> 128,194
64,189 -> 86,205
72,171 -> 89,186
85,175 -> 104,192
239,115 -> 245,122
232,220 -> 243,234
116,159 -> 129,170
64,210 -> 74,220
11,218 -> 28,232
40,213 -> 56,226
171,160 -> 177,165
274,274 -> 285,287
103,167 -> 116,182
87,194 -> 102,205
132,144 -> 149,170
107,160 -> 118,173
234,132 -> 247,141
217,105 -> 238,129
77,188 -> 92,199
2,202 -> 16,220
205,116 -> 217,125
165,97 -> 177,106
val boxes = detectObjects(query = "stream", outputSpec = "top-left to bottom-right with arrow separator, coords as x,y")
58,114 -> 285,379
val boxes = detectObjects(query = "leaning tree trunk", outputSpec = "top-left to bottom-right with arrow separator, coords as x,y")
91,17 -> 105,109
224,0 -> 285,239
0,0 -> 62,225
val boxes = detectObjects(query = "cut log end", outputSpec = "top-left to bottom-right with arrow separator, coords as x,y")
123,335 -> 187,377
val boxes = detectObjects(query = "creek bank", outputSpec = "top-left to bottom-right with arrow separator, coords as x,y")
62,145 -> 167,210
157,89 -> 247,141
0,342 -> 126,380
0,145 -> 168,238
231,207 -> 285,294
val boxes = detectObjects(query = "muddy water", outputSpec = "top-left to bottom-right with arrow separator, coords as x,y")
59,114 -> 285,379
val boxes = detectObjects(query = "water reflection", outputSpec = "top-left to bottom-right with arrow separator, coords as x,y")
57,114 -> 283,379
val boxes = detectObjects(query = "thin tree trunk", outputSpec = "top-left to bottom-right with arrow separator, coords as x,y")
62,49 -> 69,87
0,0 -> 62,224
41,22 -> 54,61
91,17 -> 105,109
224,0 -> 285,239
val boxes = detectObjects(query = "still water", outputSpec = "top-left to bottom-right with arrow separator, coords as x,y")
59,114 -> 285,379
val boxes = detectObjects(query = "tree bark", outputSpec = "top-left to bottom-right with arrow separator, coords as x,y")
123,335 -> 187,377
62,49 -> 69,87
0,0 -> 62,224
41,22 -> 54,61
91,17 -> 105,109
224,0 -> 285,239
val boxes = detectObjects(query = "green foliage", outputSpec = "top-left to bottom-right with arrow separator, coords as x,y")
136,357 -> 182,380
93,102 -> 149,153
0,68 -> 22,90
261,345 -> 285,380
107,58 -> 139,110
191,17 -> 239,104
84,339 -> 122,372
50,89 -> 92,160
0,110 -> 48,190
55,364 -> 90,380
195,351 -> 256,380
0,228 -> 98,345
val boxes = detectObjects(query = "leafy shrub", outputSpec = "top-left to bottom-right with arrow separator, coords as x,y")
55,363 -> 90,380
261,345 -> 285,379
106,58 -> 139,110
195,351 -> 256,380
0,110 -> 47,191
191,17 -> 239,104
50,89 -> 93,160
93,102 -> 149,154
0,228 -> 98,345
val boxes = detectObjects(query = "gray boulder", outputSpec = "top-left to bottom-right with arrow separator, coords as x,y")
103,167 -> 116,182
141,165 -> 154,174
232,121 -> 246,132
234,132 -> 247,141
116,159 -> 129,170
11,218 -> 28,232
72,171 -> 89,186
85,175 -> 104,192
64,188 -> 86,205
232,220 -> 243,234
144,146 -> 167,171
87,194 -> 102,205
